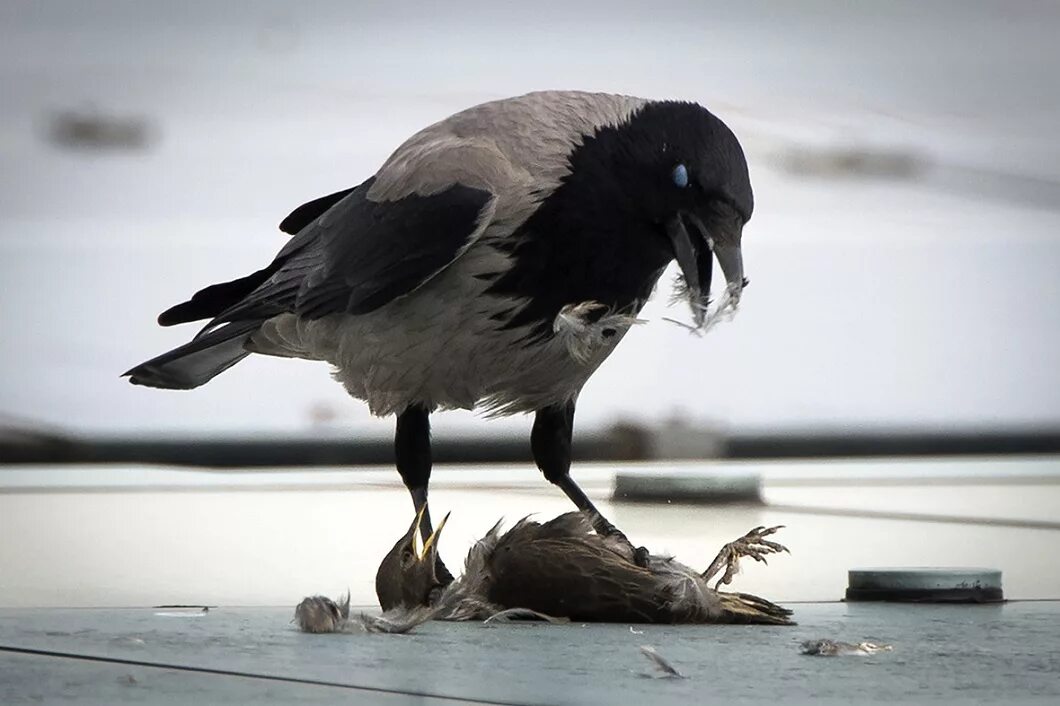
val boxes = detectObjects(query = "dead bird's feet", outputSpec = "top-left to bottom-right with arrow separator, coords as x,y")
702,525 -> 789,589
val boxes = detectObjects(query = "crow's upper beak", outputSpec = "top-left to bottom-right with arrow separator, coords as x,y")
668,212 -> 746,326
686,211 -> 746,297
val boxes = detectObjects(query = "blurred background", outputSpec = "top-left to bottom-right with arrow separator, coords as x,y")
1,1 -> 1059,607
3,0 -> 1059,442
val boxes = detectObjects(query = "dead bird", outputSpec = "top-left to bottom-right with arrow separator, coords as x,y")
378,507 -> 794,625
295,507 -> 452,634
800,639 -> 894,656
375,506 -> 453,612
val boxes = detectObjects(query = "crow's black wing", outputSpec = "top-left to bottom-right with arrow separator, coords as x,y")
279,187 -> 357,235
203,177 -> 494,328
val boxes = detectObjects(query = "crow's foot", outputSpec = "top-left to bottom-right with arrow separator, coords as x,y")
702,525 -> 789,589
590,514 -> 651,567
632,545 -> 651,567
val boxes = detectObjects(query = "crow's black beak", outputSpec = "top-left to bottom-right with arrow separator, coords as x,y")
684,211 -> 746,306
682,208 -> 750,311
665,215 -> 699,293
669,213 -> 734,325
666,216 -> 707,322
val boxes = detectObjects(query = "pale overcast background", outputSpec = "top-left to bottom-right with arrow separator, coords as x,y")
1,0 -> 1058,438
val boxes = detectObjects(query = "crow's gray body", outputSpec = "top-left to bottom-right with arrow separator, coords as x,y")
250,229 -> 639,419
132,91 -> 650,415
251,264 -> 635,417
252,92 -> 649,415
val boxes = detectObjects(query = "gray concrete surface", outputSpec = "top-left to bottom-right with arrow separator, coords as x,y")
3,458 -> 1058,702
2,602 -> 1058,704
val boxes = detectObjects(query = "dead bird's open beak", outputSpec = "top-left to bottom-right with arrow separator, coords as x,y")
420,511 -> 450,560
407,505 -> 449,562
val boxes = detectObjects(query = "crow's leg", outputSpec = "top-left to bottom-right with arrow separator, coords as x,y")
701,525 -> 789,589
532,400 -> 650,566
395,404 -> 454,585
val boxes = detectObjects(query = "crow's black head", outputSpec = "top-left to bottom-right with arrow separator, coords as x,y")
492,98 -> 752,333
578,101 -> 751,320
595,101 -> 752,226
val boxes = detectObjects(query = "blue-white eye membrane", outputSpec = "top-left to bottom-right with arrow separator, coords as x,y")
672,163 -> 689,188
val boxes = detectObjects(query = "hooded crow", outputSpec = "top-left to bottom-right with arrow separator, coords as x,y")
125,91 -> 754,573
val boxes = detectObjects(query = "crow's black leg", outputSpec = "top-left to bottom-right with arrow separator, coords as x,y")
395,404 -> 454,585
532,400 -> 650,566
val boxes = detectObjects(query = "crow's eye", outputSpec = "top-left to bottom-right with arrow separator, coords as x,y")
672,163 -> 689,188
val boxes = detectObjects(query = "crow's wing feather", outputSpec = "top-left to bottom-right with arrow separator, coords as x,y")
205,177 -> 494,329
279,187 -> 357,235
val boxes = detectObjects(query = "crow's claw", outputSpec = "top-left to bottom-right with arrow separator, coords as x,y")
633,546 -> 651,568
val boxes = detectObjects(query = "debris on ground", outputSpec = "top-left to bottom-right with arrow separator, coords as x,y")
639,645 -> 687,678
800,639 -> 894,656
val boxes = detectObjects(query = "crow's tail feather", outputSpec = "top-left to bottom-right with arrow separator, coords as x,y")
123,320 -> 261,390
157,266 -> 281,327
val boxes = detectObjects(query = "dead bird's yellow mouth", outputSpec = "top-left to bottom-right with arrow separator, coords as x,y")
411,505 -> 450,561
421,511 -> 450,558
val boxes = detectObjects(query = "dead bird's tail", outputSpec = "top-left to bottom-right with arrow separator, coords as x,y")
715,592 -> 795,625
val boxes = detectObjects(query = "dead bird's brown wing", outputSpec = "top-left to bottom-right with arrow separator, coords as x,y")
486,535 -> 672,623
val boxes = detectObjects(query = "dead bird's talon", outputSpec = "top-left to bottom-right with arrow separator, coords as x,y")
702,526 -> 791,586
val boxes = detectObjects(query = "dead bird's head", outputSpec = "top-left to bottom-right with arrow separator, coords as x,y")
376,506 -> 451,611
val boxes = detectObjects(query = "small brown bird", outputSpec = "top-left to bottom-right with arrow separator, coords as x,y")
294,506 -> 449,633
375,506 -> 452,612
374,508 -> 794,625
